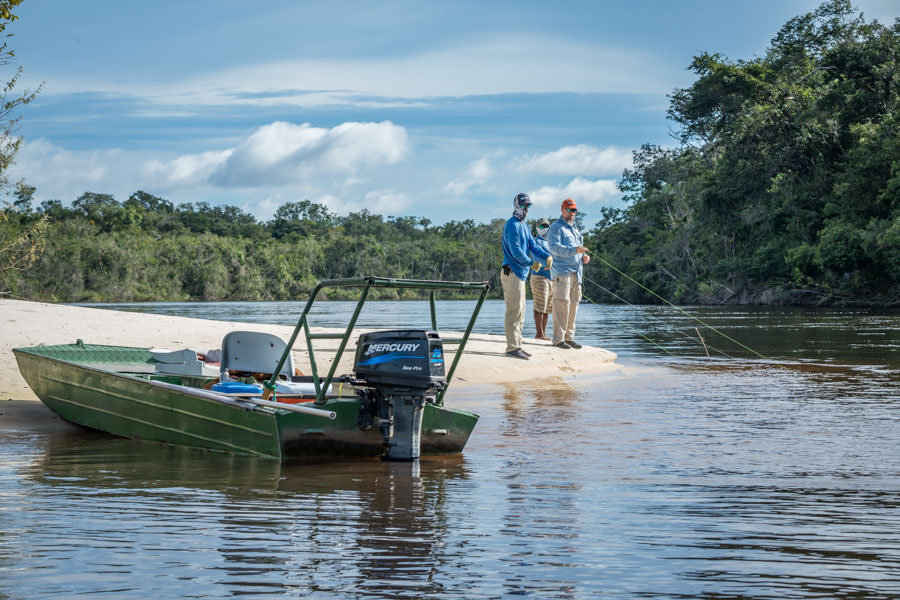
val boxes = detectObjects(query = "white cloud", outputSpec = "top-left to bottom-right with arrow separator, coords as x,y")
518,145 -> 632,177
231,35 -> 672,100
13,139 -> 107,183
8,122 -> 410,212
10,131 -> 624,228
442,145 -> 630,207
247,193 -> 291,221
8,139 -> 134,201
307,189 -> 412,216
528,177 -> 620,209
361,190 -> 412,214
143,149 -> 233,187
33,34 -> 680,108
144,120 -> 409,188
444,156 -> 495,196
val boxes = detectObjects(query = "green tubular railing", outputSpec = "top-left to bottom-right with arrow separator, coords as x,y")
263,277 -> 490,405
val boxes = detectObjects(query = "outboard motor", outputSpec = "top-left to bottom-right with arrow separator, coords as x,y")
353,330 -> 445,461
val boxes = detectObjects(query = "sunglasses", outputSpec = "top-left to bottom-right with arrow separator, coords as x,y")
565,208 -> 578,213
537,224 -> 549,229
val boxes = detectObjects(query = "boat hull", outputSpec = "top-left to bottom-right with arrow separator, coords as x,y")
13,344 -> 478,460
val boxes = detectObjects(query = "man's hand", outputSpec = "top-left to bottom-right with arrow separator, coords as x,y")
576,246 -> 589,254
546,255 -> 553,269
531,261 -> 541,272
582,254 -> 591,265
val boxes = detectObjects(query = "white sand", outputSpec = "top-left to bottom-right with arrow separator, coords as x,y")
0,299 -> 617,401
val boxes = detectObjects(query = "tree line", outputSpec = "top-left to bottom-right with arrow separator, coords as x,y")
1,192 -> 510,301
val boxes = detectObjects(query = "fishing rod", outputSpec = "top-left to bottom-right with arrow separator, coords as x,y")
577,291 -> 681,358
582,250 -> 769,361
582,274 -> 737,360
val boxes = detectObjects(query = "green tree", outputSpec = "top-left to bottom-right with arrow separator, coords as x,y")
175,202 -> 264,238
268,199 -> 336,238
0,0 -> 44,295
589,0 -> 899,306
12,181 -> 33,212
72,192 -> 121,223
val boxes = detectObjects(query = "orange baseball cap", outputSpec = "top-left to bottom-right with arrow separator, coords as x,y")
561,198 -> 578,211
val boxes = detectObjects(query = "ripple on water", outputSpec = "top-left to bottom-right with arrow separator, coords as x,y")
2,304 -> 898,598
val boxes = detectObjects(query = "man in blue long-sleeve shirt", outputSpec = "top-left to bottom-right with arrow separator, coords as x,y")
547,198 -> 590,349
530,218 -> 553,340
501,193 -> 551,359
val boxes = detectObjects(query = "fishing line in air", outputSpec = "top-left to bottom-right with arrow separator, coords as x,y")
577,290 -> 681,358
582,274 -> 736,360
584,252 -> 769,361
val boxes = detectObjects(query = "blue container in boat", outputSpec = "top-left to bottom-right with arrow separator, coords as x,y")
211,381 -> 263,396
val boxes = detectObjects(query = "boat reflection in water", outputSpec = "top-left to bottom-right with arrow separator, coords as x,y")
6,300 -> 900,598
16,423 -> 471,598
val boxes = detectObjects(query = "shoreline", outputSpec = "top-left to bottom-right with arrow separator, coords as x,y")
1,298 -> 618,402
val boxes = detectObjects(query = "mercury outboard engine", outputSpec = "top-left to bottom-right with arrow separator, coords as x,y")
353,330 -> 445,461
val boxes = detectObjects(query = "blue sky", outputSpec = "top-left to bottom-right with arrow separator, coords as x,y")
6,0 -> 898,227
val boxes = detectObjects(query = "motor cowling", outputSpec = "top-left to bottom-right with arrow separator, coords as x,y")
354,330 -> 445,461
354,330 -> 445,388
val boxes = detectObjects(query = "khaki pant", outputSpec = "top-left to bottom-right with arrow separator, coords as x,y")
552,272 -> 582,345
501,268 -> 526,352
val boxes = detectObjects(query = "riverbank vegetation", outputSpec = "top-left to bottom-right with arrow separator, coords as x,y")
1,1 -> 897,305
586,1 -> 899,306
1,194 -> 506,301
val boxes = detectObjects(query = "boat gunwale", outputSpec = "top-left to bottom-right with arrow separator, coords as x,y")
14,339 -> 480,459
13,344 -> 477,418
12,344 -> 284,415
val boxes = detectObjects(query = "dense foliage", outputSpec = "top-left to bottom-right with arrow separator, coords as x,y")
1,193 -> 507,301
585,1 -> 899,305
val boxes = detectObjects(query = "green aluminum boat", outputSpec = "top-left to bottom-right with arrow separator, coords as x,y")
13,277 -> 489,461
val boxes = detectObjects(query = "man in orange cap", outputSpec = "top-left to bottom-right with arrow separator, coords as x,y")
546,198 -> 590,349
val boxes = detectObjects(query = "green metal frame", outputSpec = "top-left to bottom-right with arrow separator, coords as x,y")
264,277 -> 490,405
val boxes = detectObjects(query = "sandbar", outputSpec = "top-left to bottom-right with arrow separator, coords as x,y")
0,299 -> 617,402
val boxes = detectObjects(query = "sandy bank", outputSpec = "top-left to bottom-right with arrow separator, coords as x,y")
0,299 -> 617,401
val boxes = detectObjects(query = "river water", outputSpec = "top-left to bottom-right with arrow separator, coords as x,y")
2,299 -> 898,599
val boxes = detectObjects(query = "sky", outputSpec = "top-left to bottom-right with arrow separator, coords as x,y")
5,0 -> 898,227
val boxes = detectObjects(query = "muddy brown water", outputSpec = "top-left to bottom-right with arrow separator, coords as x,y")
1,301 -> 898,598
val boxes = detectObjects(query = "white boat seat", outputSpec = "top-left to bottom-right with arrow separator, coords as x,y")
220,331 -> 294,382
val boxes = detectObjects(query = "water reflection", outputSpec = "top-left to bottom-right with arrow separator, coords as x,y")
5,303 -> 900,598
8,426 -> 473,598
497,380 -> 584,598
28,431 -> 283,491
500,378 -> 581,438
637,482 -> 900,598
